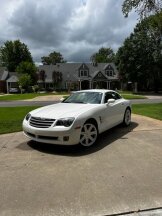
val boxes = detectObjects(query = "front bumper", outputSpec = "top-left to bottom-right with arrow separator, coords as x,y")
23,120 -> 81,145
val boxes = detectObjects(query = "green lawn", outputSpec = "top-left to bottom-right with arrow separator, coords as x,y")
0,92 -> 69,101
0,106 -> 40,134
0,103 -> 161,135
117,90 -> 147,99
0,93 -> 54,101
121,94 -> 146,99
132,103 -> 162,120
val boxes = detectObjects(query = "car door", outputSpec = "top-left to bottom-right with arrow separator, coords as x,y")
110,91 -> 125,121
100,92 -> 123,131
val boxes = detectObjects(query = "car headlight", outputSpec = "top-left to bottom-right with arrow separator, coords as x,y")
55,117 -> 75,127
25,113 -> 31,121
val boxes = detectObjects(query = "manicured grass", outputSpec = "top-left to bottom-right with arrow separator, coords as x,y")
0,106 -> 40,134
0,93 -> 50,101
117,90 -> 147,99
118,90 -> 133,94
121,94 -> 147,99
0,92 -> 68,101
132,103 -> 162,120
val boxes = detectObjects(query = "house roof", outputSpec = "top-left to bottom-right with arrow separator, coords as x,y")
0,67 -> 7,80
6,75 -> 19,83
91,70 -> 108,80
1,70 -> 9,80
38,63 -> 119,82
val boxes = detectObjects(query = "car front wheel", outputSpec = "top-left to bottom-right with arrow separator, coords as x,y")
79,122 -> 98,147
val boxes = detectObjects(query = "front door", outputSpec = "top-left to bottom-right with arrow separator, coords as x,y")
81,80 -> 89,90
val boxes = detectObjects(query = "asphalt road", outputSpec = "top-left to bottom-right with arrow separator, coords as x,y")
0,114 -> 162,216
0,98 -> 162,107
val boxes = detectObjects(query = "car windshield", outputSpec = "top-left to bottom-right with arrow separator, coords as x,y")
63,92 -> 103,104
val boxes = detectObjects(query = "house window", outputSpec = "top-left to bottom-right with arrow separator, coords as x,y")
105,70 -> 113,76
80,70 -> 88,77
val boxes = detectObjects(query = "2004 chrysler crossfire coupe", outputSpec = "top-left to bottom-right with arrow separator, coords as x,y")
23,89 -> 131,147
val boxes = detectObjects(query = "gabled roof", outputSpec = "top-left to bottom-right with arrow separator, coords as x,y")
104,63 -> 114,70
6,75 -> 19,83
78,63 -> 89,71
92,71 -> 108,80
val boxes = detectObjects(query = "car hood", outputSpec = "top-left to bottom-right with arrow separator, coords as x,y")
30,103 -> 99,119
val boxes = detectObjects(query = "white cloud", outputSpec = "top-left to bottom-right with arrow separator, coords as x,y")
0,0 -> 138,63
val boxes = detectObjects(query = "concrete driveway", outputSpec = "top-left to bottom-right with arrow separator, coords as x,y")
0,114 -> 162,216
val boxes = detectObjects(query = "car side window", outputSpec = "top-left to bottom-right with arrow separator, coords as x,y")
111,92 -> 122,100
104,92 -> 122,103
104,93 -> 114,103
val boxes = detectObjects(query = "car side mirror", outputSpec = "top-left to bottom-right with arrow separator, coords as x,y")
107,98 -> 115,104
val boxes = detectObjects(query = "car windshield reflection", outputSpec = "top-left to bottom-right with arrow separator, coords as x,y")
62,92 -> 103,104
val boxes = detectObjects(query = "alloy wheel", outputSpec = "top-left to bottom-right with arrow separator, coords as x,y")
80,123 -> 98,147
124,109 -> 131,126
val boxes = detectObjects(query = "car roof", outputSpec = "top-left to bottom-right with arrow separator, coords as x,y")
74,89 -> 115,93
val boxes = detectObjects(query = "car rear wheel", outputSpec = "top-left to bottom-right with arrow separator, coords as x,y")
123,108 -> 131,126
79,122 -> 98,147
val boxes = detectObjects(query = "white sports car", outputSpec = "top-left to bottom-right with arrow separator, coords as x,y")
23,89 -> 131,147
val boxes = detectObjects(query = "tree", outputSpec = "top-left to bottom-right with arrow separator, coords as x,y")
18,74 -> 32,91
116,12 -> 162,92
90,47 -> 115,64
41,51 -> 66,65
16,61 -> 37,85
0,40 -> 33,72
122,0 -> 162,18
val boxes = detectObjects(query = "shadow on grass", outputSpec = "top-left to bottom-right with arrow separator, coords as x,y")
18,121 -> 138,157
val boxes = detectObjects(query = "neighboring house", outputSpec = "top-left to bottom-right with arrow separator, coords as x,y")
6,73 -> 19,93
0,68 -> 19,93
0,63 -> 120,93
38,63 -> 120,91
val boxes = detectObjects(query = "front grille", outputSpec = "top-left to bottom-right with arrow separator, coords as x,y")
29,116 -> 55,128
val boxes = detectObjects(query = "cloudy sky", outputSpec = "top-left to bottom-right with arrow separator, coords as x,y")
0,0 -> 138,64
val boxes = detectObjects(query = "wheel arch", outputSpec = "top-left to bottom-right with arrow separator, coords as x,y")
126,106 -> 131,113
84,118 -> 99,132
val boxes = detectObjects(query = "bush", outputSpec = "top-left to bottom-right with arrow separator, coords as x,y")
32,85 -> 39,93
